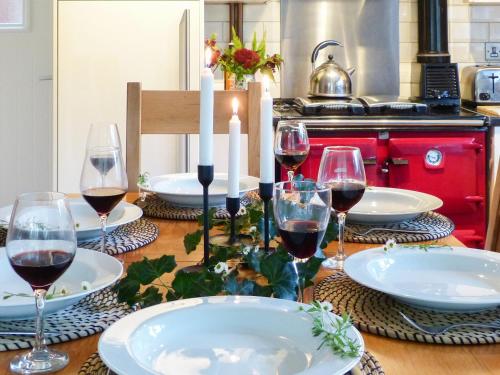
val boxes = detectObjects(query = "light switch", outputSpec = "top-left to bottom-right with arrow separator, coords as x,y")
486,43 -> 500,61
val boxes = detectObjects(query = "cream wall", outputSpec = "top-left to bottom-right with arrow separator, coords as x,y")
206,0 -> 500,98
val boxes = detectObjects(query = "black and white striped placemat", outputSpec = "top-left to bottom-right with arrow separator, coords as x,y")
0,219 -> 159,255
345,211 -> 455,244
135,191 -> 260,221
314,272 -> 500,345
0,288 -> 131,351
78,350 -> 384,375
78,218 -> 159,255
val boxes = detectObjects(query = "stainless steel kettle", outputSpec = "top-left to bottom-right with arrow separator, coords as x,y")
309,40 -> 355,98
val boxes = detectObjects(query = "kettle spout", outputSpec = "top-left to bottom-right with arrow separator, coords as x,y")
346,67 -> 356,76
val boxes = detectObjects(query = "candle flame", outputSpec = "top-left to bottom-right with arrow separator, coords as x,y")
262,75 -> 270,93
205,47 -> 213,68
232,97 -> 239,115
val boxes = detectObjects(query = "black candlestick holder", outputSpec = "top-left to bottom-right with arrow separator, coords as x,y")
259,182 -> 273,252
198,165 -> 214,267
226,196 -> 240,244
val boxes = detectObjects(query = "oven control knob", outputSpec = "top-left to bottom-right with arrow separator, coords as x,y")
425,149 -> 442,167
479,92 -> 491,101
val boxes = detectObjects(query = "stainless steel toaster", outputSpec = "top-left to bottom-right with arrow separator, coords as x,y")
461,65 -> 500,105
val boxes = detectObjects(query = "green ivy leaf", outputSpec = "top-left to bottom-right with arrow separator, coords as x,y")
197,207 -> 217,229
114,278 -> 140,305
260,249 -> 297,300
139,286 -> 163,307
224,275 -> 256,296
184,230 -> 203,254
126,255 -> 177,285
297,256 -> 324,289
172,269 -> 224,299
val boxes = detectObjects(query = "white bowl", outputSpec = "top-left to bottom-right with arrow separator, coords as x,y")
0,198 -> 143,242
138,173 -> 259,207
348,187 -> 443,224
0,248 -> 123,319
344,246 -> 500,311
99,296 -> 364,375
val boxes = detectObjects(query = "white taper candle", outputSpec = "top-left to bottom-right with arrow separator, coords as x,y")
260,76 -> 274,183
199,47 -> 214,166
228,98 -> 241,198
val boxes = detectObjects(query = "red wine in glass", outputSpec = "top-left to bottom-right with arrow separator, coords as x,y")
330,180 -> 366,213
10,250 -> 74,291
90,155 -> 115,175
275,151 -> 309,172
278,220 -> 326,259
82,187 -> 126,216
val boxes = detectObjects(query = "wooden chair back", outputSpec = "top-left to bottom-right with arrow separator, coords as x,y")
126,81 -> 262,191
486,165 -> 500,251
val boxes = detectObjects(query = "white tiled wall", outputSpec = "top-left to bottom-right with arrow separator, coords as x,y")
206,0 -> 500,98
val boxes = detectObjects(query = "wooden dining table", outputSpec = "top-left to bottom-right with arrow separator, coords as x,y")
0,193 -> 499,375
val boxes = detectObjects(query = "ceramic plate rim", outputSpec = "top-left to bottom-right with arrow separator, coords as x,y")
0,199 -> 143,233
348,187 -> 443,217
344,246 -> 500,306
0,247 -> 123,308
98,295 -> 364,375
137,173 -> 260,196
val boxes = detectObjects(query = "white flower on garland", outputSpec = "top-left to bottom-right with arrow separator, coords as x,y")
319,301 -> 333,312
214,262 -> 229,275
242,246 -> 252,256
81,281 -> 92,291
249,226 -> 257,233
383,238 -> 397,252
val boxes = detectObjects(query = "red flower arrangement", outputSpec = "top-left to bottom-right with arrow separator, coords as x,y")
205,28 -> 283,84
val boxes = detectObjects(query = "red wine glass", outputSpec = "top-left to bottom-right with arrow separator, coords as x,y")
318,146 -> 366,270
80,124 -> 128,252
6,192 -> 77,374
273,181 -> 331,302
274,121 -> 310,182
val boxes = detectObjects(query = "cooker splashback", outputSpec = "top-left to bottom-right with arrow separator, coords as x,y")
281,0 -> 400,98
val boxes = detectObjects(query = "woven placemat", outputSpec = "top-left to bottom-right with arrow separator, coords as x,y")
0,219 -> 158,255
0,288 -> 131,351
314,272 -> 500,345
136,191 -> 260,221
78,218 -> 158,255
78,350 -> 384,375
345,211 -> 454,244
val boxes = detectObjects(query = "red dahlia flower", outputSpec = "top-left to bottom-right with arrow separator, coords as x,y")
233,48 -> 260,69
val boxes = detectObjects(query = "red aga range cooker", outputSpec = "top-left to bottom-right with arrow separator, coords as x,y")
274,98 -> 489,248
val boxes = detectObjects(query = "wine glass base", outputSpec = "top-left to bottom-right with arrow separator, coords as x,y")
322,256 -> 345,270
10,348 -> 69,374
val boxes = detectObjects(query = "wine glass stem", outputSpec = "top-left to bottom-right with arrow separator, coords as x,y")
99,214 -> 108,253
337,212 -> 347,263
33,289 -> 47,352
287,170 -> 294,182
293,258 -> 305,303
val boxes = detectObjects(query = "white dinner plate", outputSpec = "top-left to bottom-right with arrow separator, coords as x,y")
99,296 -> 364,375
344,246 -> 500,311
0,198 -> 143,242
138,173 -> 260,207
348,187 -> 443,224
0,247 -> 123,319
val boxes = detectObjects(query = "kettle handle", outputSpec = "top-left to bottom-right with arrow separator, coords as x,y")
311,40 -> 343,66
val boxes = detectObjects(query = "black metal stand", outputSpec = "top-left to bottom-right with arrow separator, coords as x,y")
226,196 -> 240,244
198,165 -> 214,267
259,182 -> 273,252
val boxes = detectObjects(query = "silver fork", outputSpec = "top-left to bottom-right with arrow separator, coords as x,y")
346,226 -> 429,236
399,311 -> 500,335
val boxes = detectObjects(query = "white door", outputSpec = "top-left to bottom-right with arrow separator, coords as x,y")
57,0 -> 202,193
0,0 -> 53,205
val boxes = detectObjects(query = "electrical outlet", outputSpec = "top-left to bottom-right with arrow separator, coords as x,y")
486,43 -> 500,61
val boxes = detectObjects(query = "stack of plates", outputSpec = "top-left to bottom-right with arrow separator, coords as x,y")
348,187 -> 443,224
0,198 -> 143,242
345,246 -> 500,311
98,296 -> 364,374
138,173 -> 260,208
